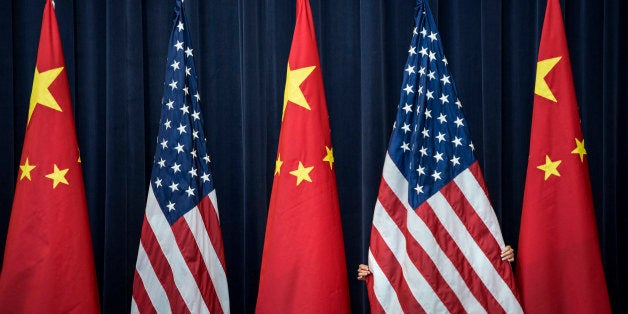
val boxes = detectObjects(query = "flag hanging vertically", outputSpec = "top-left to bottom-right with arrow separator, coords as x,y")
131,1 -> 230,312
516,0 -> 611,312
255,0 -> 351,312
0,0 -> 100,312
365,1 -> 522,313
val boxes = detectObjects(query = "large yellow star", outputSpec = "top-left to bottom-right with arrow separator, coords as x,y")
537,155 -> 561,180
19,158 -> 36,181
571,138 -> 587,162
282,63 -> 316,119
274,153 -> 283,176
29,67 -> 65,123
534,57 -> 561,102
45,164 -> 69,188
289,161 -> 314,186
323,146 -> 334,169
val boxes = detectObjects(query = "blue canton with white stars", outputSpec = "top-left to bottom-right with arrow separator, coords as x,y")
389,1 -> 477,209
151,0 -> 215,225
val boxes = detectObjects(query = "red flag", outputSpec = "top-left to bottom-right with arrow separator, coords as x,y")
255,0 -> 351,312
0,1 -> 100,313
516,0 -> 611,312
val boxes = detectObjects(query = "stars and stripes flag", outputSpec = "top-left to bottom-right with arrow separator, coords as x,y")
255,0 -> 351,312
131,1 -> 230,312
516,0 -> 611,312
0,0 -> 100,312
365,1 -> 522,313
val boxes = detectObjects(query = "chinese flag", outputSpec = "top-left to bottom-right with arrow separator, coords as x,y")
0,1 -> 100,313
255,0 -> 350,313
516,0 -> 611,313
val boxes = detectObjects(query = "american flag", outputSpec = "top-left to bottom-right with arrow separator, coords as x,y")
365,1 -> 522,313
131,1 -> 230,313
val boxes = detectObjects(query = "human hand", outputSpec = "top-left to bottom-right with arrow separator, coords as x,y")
501,245 -> 514,262
357,264 -> 371,281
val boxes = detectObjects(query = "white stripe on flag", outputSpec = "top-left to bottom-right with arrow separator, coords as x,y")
405,208 -> 486,313
368,250 -> 403,313
146,188 -> 210,314
455,169 -> 522,314
209,190 -> 219,220
130,299 -> 140,314
183,206 -> 230,313
372,200 -> 448,313
454,169 -> 505,247
433,181 -> 523,313
134,241 -> 171,313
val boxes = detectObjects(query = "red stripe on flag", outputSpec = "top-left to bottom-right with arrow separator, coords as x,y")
171,215 -> 223,314
378,179 -> 464,313
365,273 -> 388,314
442,173 -> 499,259
132,268 -> 158,314
369,226 -> 425,313
416,198 -> 504,313
403,238 -> 464,313
449,164 -> 519,296
139,216 -> 189,313
197,196 -> 227,272
467,163 -> 491,200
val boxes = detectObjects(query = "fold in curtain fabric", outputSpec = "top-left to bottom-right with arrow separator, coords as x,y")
255,0 -> 351,312
516,0 -> 612,312
0,0 -> 100,312
131,1 -> 230,313
365,0 -> 522,312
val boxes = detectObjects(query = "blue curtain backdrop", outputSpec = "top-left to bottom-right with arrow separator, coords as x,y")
0,0 -> 626,313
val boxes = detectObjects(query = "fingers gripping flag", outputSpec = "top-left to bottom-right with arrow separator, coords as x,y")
131,1 -> 230,313
365,1 -> 522,313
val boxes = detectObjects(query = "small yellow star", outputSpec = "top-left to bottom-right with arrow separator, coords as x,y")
323,146 -> 334,169
29,66 -> 64,123
19,158 -> 36,181
45,164 -> 69,188
535,57 -> 561,102
571,138 -> 587,162
289,161 -> 314,186
282,63 -> 316,119
537,155 -> 561,180
275,153 -> 283,176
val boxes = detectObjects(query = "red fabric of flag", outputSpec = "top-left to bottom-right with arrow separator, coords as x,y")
516,0 -> 611,312
255,0 -> 350,313
0,1 -> 100,313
